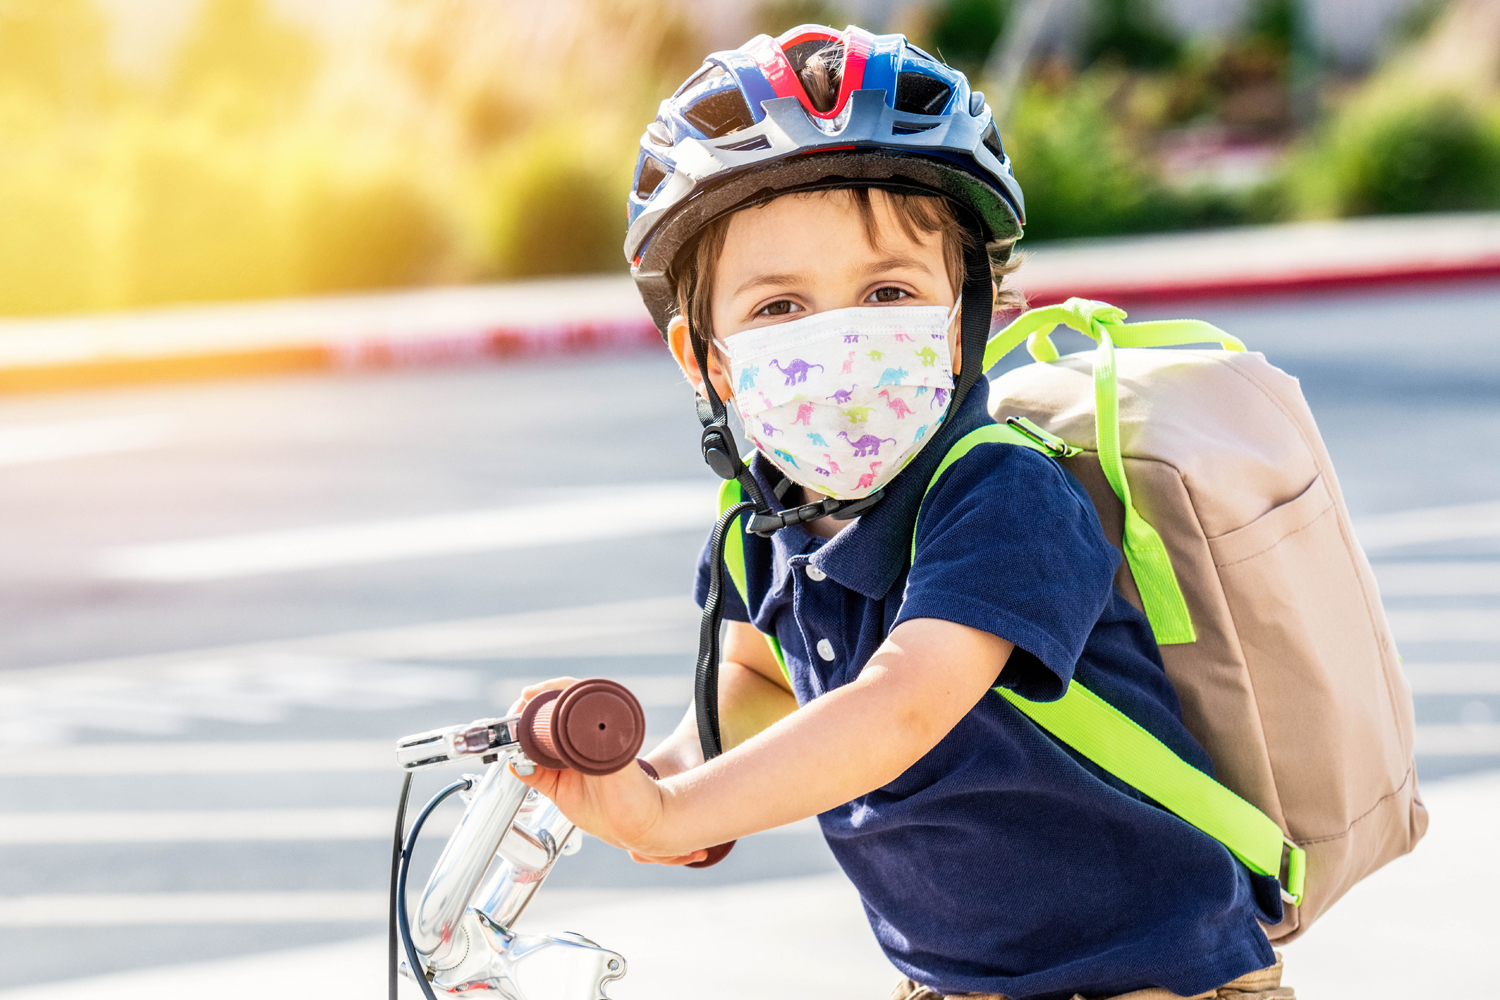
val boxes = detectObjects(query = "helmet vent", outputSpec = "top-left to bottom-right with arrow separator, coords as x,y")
892,122 -> 939,136
717,134 -> 772,152
635,157 -> 668,199
684,89 -> 755,138
677,63 -> 727,97
893,72 -> 952,115
980,123 -> 1003,159
783,39 -> 833,77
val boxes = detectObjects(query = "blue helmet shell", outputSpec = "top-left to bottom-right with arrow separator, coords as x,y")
625,24 -> 1026,333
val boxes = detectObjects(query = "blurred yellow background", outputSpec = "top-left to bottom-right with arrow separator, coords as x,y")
2,0 -> 1497,319
0,0 -> 700,316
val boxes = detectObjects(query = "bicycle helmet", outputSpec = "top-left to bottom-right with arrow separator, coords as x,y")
625,23 -> 1026,336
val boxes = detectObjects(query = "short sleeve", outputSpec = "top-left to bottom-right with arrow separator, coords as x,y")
895,444 -> 1120,701
693,529 -> 752,623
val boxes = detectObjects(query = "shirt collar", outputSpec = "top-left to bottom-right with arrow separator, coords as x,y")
750,378 -> 996,600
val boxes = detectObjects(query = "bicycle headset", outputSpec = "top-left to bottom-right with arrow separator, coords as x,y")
623,24 -> 1027,760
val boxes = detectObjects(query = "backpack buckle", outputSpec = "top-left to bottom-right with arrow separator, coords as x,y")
1005,416 -> 1081,458
1280,838 -> 1306,906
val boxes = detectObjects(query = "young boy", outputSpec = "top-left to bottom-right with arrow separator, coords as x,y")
516,25 -> 1290,1000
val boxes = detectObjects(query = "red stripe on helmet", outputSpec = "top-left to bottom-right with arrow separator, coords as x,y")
749,27 -> 873,121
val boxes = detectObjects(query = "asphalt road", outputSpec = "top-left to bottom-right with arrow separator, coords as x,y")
1,282 -> 1497,988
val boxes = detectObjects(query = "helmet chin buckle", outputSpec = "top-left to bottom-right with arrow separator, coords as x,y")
700,426 -> 742,480
745,489 -> 884,537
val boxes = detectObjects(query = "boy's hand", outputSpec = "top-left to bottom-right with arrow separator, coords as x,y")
507,678 -> 705,864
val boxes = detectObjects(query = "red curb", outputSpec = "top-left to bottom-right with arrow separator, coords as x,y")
3,244 -> 1497,394
1017,257 -> 1500,309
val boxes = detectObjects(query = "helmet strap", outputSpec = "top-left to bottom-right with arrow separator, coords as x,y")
688,325 -> 882,535
951,222 -> 994,413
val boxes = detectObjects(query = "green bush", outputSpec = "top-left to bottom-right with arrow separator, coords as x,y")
479,131 -> 627,279
929,0 -> 1008,71
1287,92 -> 1500,216
1005,75 -> 1247,240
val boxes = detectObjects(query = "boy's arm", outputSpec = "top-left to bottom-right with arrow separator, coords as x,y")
515,617 -> 1012,858
645,619 -> 797,779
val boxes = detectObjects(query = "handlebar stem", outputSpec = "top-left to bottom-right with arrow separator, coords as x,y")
411,753 -> 530,967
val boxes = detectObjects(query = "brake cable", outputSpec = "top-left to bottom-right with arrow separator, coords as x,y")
390,776 -> 473,1000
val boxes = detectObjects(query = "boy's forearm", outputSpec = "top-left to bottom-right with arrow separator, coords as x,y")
651,618 -> 1012,854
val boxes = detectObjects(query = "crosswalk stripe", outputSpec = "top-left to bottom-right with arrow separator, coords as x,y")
1387,609 -> 1500,643
1356,500 -> 1500,551
0,730 -> 682,777
97,482 -> 718,581
1415,724 -> 1500,756
0,808 -> 818,846
1403,663 -> 1500,694
0,415 -> 173,467
0,891 -> 388,926
0,741 -> 394,776
1372,561 -> 1500,596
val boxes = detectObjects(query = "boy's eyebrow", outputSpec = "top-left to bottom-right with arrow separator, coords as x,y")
734,256 -> 934,298
860,254 -> 934,276
734,271 -> 804,296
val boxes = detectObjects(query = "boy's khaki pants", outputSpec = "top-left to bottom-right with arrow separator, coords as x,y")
891,953 -> 1293,1000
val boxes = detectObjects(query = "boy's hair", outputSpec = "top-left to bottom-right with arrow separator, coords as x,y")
674,43 -> 1022,349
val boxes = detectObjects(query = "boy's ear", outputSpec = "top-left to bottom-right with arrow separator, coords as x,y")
667,315 -> 733,403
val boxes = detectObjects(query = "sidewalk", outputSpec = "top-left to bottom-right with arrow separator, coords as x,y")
1,771 -> 1493,999
0,213 -> 1497,393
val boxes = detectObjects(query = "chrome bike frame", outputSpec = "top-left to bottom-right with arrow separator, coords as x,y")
396,717 -> 626,999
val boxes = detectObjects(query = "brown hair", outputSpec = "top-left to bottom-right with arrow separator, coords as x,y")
673,41 -> 1021,349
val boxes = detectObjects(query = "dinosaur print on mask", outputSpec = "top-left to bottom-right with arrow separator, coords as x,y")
713,305 -> 955,499
770,358 -> 824,385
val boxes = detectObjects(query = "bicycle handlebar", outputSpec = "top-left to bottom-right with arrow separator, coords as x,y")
517,678 -> 646,776
396,677 -> 646,775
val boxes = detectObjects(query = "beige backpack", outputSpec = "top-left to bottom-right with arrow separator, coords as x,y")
980,298 -> 1427,941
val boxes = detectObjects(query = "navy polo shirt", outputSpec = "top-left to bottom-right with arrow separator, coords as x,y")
694,378 -> 1281,1000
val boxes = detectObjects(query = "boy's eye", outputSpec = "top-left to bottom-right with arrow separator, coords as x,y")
868,286 -> 910,303
757,300 -> 800,317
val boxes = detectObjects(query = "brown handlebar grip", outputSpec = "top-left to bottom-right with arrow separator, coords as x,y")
517,679 -> 645,776
686,841 -> 736,868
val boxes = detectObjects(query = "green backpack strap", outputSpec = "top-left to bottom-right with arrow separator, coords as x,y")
982,297 -> 1244,646
717,478 -> 791,687
919,404 -> 1304,905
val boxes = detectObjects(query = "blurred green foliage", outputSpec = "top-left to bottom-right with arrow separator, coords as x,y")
481,131 -> 624,278
1286,93 -> 1500,216
753,0 -> 849,37
1006,74 -> 1250,240
1084,0 -> 1181,69
929,0 -> 1008,71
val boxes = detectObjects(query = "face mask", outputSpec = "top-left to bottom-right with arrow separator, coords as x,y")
715,304 -> 956,500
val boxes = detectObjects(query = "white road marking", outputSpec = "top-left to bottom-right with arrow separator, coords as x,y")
0,806 -> 815,845
1356,500 -> 1500,551
0,415 -> 173,466
1373,561 -> 1500,596
97,482 -> 718,581
1415,724 -> 1500,756
0,741 -> 394,776
0,891 -> 388,926
0,726 -> 684,777
1387,609 -> 1500,643
0,597 -> 698,745
0,808 -> 411,845
1403,664 -> 1500,694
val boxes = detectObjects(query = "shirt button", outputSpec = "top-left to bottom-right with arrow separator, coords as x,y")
816,638 -> 836,661
805,565 -> 827,582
